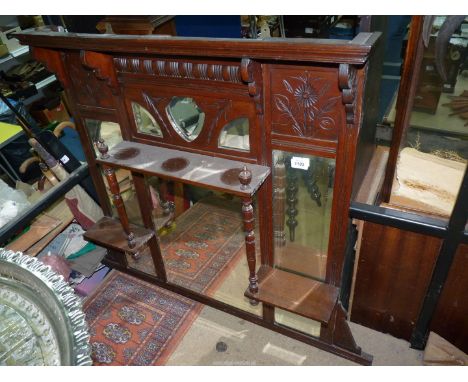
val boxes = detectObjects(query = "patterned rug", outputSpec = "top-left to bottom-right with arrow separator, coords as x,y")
128,196 -> 246,295
83,271 -> 202,366
84,196 -> 246,365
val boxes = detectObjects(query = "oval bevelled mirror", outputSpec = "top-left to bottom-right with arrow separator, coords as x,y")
131,102 -> 163,137
218,117 -> 250,151
166,97 -> 205,141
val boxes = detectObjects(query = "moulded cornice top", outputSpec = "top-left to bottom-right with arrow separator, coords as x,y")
15,29 -> 381,65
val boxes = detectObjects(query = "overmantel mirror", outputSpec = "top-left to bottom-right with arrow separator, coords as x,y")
17,28 -> 380,365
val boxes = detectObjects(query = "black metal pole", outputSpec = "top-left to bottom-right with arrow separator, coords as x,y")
340,219 -> 358,310
349,201 -> 448,238
410,166 -> 468,349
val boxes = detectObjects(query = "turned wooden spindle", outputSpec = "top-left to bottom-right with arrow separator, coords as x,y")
96,138 -> 136,249
239,165 -> 252,190
239,165 -> 258,304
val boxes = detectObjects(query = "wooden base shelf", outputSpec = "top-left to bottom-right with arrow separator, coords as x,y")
83,216 -> 154,254
245,265 -> 339,325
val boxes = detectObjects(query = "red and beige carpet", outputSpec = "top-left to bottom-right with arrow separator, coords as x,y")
83,196 -> 246,365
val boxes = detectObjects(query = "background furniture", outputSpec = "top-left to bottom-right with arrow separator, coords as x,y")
349,16 -> 468,354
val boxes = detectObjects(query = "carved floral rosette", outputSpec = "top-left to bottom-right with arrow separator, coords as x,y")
273,73 -> 341,138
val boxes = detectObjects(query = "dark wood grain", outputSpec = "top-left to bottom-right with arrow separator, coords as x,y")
430,243 -> 468,353
97,140 -> 271,197
381,16 -> 425,201
16,30 -> 380,65
83,216 -> 154,254
351,221 -> 442,340
245,265 -> 339,324
131,172 -> 167,282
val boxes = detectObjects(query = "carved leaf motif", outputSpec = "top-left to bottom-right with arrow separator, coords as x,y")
318,83 -> 330,98
321,96 -> 340,114
283,80 -> 294,94
274,94 -> 291,114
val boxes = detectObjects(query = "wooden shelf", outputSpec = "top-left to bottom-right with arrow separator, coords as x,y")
83,216 -> 154,254
245,265 -> 339,325
96,141 -> 271,197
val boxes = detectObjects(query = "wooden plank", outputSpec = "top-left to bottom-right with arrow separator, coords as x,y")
83,216 -> 154,254
354,145 -> 389,205
350,221 -> 442,340
430,244 -> 468,353
423,331 -> 468,365
6,214 -> 61,252
245,265 -> 339,324
389,148 -> 465,217
16,30 -> 379,65
96,140 -> 271,197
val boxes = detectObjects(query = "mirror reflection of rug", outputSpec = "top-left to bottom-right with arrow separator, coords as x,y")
128,196 -> 246,295
84,196 -> 246,365
84,271 -> 202,365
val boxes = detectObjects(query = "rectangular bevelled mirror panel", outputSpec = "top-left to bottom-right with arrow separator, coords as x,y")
125,176 -> 262,317
84,120 -> 146,254
272,150 -> 335,282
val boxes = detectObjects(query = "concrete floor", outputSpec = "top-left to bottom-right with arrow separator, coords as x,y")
167,304 -> 424,366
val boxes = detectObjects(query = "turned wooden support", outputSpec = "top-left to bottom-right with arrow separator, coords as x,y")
96,138 -> 136,249
239,166 -> 259,302
273,154 -> 286,247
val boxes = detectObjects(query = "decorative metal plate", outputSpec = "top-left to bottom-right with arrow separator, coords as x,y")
0,249 -> 92,366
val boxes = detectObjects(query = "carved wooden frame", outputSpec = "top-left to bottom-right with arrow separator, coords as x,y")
23,30 -> 379,365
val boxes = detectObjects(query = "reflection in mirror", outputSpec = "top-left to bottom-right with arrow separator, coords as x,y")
84,119 -> 123,157
218,117 -> 250,151
272,150 -> 334,336
131,102 -> 163,137
166,97 -> 205,141
272,150 -> 335,282
386,16 -> 468,217
126,178 -> 262,317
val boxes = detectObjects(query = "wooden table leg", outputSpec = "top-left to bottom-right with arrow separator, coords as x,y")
97,138 -> 136,250
239,166 -> 259,305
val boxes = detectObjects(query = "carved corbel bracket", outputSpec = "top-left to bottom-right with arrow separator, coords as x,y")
80,50 -> 120,95
31,47 -> 70,88
241,58 -> 263,115
338,63 -> 357,126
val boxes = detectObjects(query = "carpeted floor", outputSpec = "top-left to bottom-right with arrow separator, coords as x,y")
84,196 -> 246,365
84,271 -> 202,365
128,196 -> 246,295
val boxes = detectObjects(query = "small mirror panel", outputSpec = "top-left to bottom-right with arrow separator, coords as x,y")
218,117 -> 250,151
132,102 -> 163,137
166,97 -> 205,141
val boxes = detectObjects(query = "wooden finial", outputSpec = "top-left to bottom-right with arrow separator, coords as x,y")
238,165 -> 252,190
